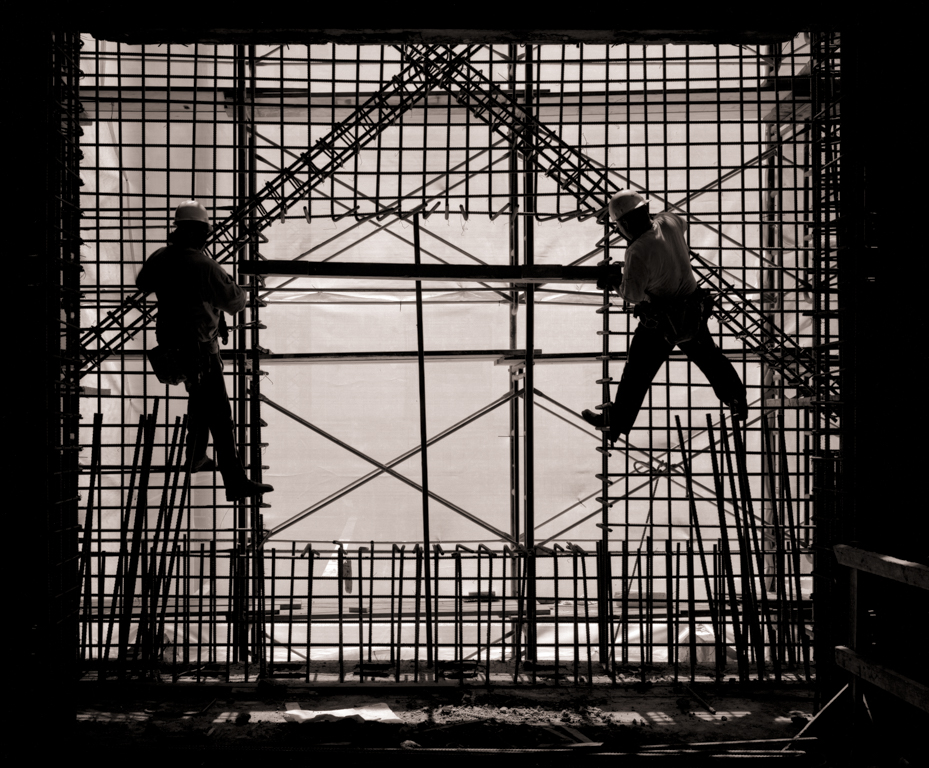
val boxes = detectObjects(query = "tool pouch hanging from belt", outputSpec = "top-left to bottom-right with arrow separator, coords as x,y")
146,341 -> 203,386
636,288 -> 714,345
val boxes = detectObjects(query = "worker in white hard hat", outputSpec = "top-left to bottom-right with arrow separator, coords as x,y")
136,200 -> 274,502
582,190 -> 747,445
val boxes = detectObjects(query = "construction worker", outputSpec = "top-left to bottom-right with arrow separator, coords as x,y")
582,190 -> 747,445
137,200 -> 274,501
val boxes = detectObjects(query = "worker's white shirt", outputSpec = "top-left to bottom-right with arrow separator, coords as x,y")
619,212 -> 697,304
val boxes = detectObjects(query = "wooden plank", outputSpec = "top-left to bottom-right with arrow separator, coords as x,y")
238,260 -> 608,284
834,545 -> 929,591
835,646 -> 929,714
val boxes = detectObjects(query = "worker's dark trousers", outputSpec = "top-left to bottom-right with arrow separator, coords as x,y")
610,321 -> 745,435
184,351 -> 246,487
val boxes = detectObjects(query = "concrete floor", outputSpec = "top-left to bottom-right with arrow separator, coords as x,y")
71,678 -> 830,764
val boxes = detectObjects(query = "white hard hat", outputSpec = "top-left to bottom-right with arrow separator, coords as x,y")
174,200 -> 212,231
608,190 -> 647,222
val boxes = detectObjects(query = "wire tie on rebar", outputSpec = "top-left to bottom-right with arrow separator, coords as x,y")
421,202 -> 441,220
354,209 -> 379,224
396,202 -> 426,220
375,203 -> 400,221
332,205 -> 359,222
488,201 -> 512,221
575,208 -> 599,223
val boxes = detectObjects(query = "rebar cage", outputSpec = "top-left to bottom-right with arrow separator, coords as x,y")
74,35 -> 841,682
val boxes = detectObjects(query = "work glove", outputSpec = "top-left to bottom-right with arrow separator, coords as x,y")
218,313 -> 229,345
596,261 -> 624,292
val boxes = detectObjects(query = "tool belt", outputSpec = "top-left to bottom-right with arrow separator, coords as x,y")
635,288 -> 715,345
146,340 -> 210,386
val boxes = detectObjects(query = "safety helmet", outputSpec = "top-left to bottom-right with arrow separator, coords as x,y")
173,200 -> 212,232
608,190 -> 647,223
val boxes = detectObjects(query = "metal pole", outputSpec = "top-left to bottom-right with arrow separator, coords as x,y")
507,43 -> 521,551
234,43 -> 250,664
246,42 -> 268,680
413,213 -> 434,669
523,42 -> 537,664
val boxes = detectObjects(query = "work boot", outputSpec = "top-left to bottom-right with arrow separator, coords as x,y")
582,409 -> 621,447
225,476 -> 275,502
187,455 -> 217,473
728,398 -> 748,422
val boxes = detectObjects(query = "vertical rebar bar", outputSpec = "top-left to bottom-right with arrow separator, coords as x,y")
80,413 -> 103,662
118,404 -> 158,679
306,546 -> 317,684
720,414 -> 765,675
731,412 -> 779,678
412,214 -> 434,671
395,544 -> 405,682
706,414 -> 748,680
686,541 -> 697,682
337,544 -> 344,683
523,43 -> 537,666
413,544 -> 422,682
103,413 -> 145,670
675,416 -> 720,674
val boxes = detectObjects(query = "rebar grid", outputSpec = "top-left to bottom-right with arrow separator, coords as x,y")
76,37 -> 829,682
79,540 -> 811,685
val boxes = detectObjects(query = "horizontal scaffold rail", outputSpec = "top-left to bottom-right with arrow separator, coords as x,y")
238,260 -> 608,284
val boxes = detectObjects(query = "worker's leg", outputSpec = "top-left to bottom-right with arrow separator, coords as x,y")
196,352 -> 247,487
197,351 -> 274,500
610,323 -> 675,436
678,325 -> 747,418
184,370 -> 211,469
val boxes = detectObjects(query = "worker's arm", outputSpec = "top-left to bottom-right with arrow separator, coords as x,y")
135,248 -> 166,295
203,260 -> 247,314
618,251 -> 648,304
136,266 -> 153,295
668,211 -> 688,236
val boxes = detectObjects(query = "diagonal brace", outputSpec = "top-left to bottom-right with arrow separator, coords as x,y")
258,392 -> 515,543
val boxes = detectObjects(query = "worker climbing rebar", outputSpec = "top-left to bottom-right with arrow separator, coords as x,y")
582,191 -> 747,445
136,200 -> 274,501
